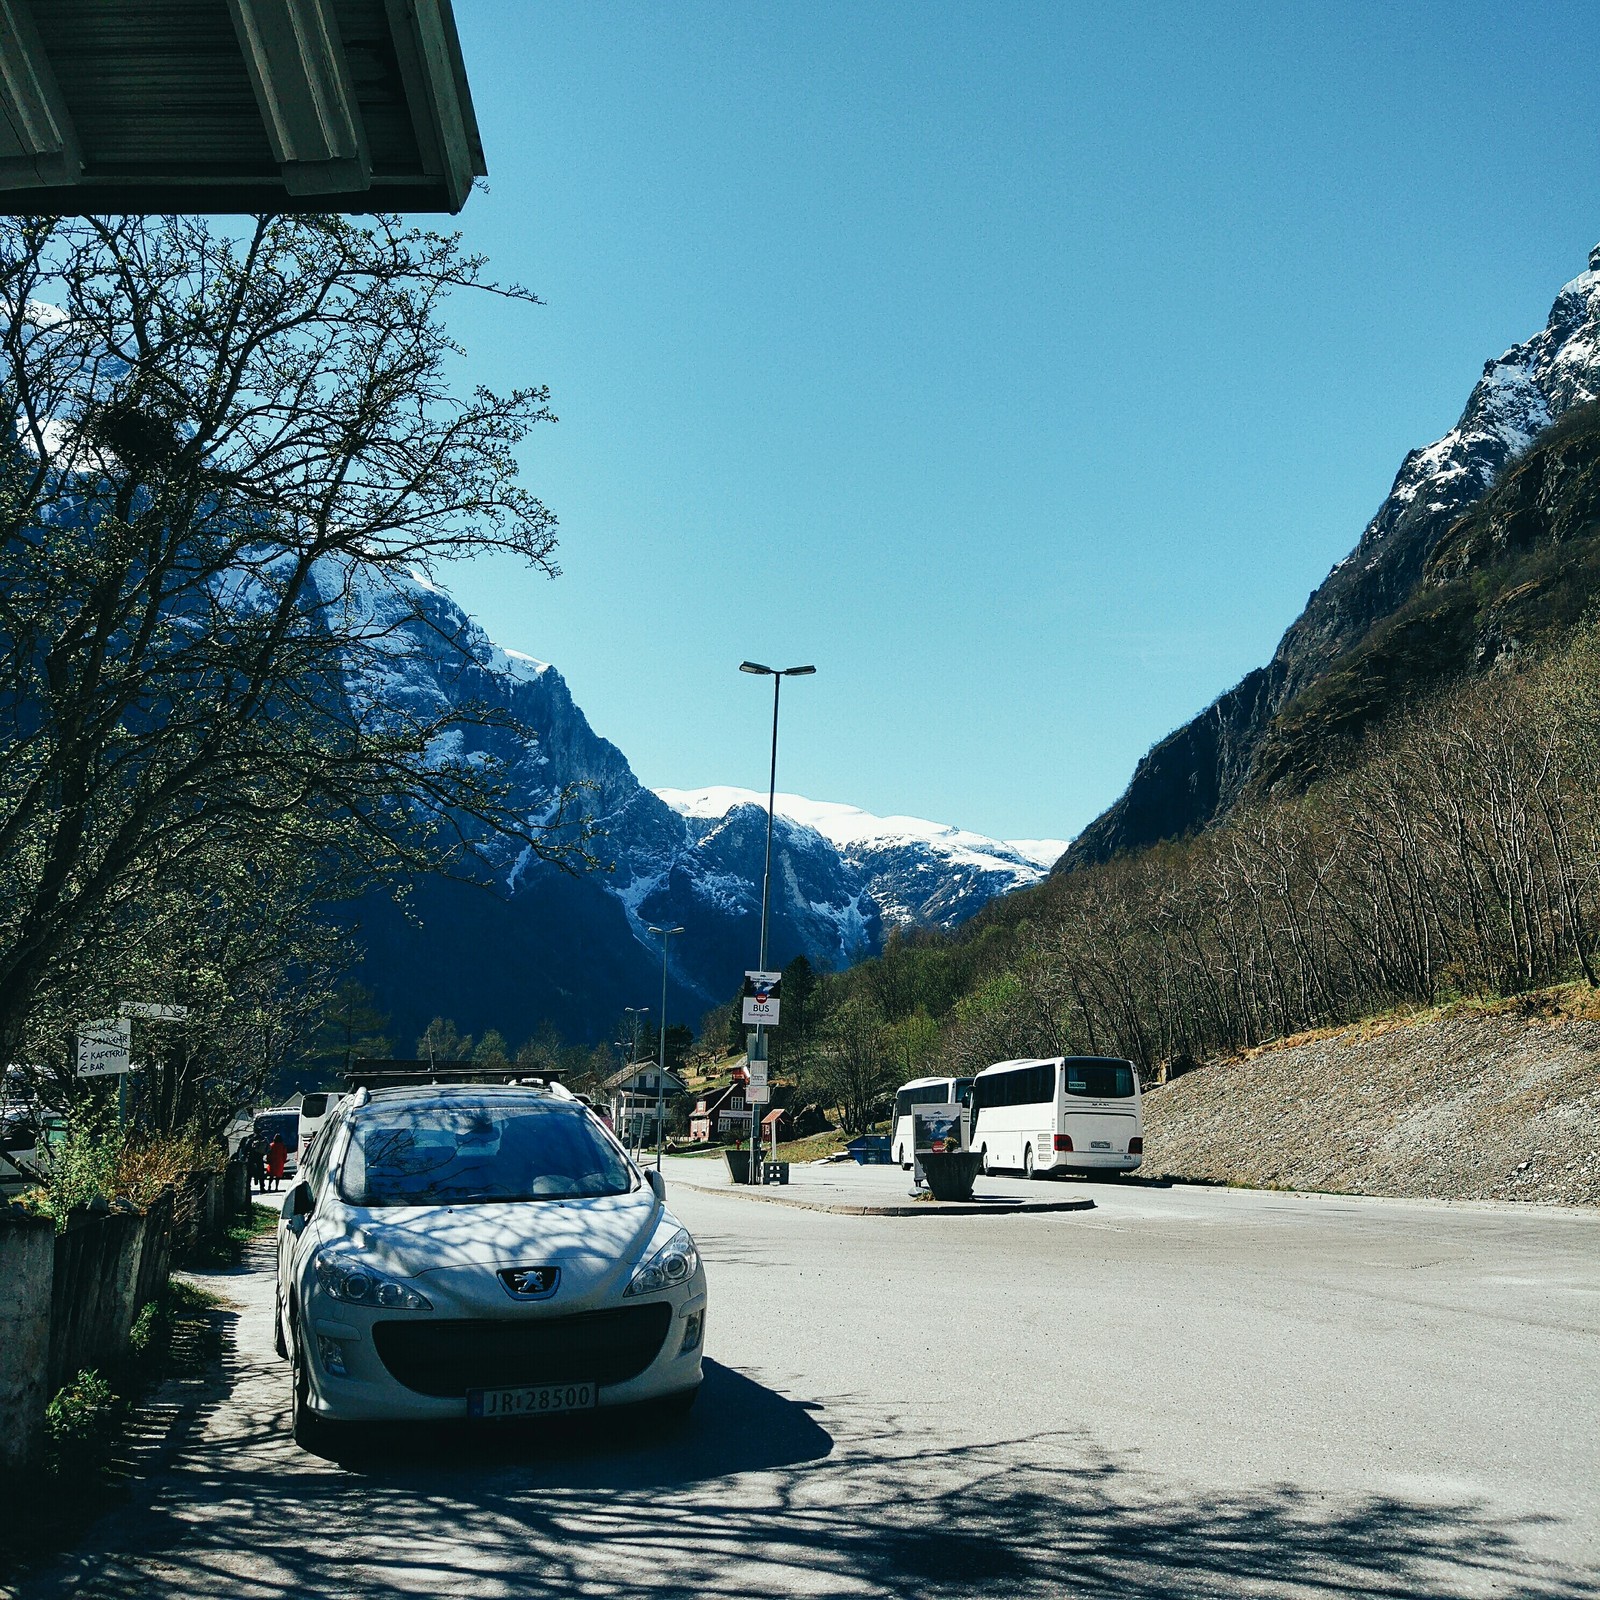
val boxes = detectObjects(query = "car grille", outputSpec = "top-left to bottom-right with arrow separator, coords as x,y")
372,1305 -> 674,1397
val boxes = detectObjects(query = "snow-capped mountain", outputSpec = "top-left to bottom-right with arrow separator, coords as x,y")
329,568 -> 1043,1045
1064,241 -> 1600,869
658,786 -> 1065,930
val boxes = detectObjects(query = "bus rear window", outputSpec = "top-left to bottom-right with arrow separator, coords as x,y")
1064,1061 -> 1135,1099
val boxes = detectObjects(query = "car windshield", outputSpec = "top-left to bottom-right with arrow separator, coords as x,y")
338,1103 -> 634,1207
1063,1061 -> 1136,1099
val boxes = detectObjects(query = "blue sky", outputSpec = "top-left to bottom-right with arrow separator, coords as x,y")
438,1 -> 1600,843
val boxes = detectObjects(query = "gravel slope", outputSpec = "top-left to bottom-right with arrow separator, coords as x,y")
1144,1007 -> 1600,1206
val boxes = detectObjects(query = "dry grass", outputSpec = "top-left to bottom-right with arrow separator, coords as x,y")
1147,996 -> 1600,1205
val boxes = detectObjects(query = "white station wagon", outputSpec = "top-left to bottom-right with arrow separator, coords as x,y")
275,1081 -> 706,1444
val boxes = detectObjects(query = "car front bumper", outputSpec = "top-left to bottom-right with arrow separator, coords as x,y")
301,1279 -> 707,1423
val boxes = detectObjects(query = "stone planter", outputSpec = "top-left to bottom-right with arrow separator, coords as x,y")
921,1151 -> 983,1201
722,1149 -> 753,1184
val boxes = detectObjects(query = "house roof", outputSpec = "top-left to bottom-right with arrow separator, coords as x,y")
600,1063 -> 687,1095
0,0 -> 486,215
694,1081 -> 750,1117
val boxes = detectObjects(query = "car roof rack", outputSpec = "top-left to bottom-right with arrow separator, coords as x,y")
341,1060 -> 566,1093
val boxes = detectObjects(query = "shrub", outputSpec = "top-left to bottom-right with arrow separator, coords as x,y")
40,1121 -> 124,1230
114,1124 -> 223,1206
44,1370 -> 123,1485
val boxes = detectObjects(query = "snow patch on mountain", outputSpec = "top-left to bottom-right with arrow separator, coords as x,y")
657,786 -> 1068,929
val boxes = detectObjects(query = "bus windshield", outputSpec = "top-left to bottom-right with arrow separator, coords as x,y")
1063,1061 -> 1135,1099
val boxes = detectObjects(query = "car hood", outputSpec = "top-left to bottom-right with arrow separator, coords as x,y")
328,1190 -> 665,1280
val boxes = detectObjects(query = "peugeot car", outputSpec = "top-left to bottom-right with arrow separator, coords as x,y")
274,1081 -> 706,1444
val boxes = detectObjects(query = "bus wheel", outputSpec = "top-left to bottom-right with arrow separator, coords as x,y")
978,1145 -> 991,1176
1023,1145 -> 1035,1180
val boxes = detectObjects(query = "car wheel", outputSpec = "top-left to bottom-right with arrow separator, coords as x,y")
290,1322 -> 325,1450
273,1287 -> 288,1360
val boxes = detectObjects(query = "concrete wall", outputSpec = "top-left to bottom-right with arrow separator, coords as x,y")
0,1213 -> 59,1473
0,1181 -> 198,1474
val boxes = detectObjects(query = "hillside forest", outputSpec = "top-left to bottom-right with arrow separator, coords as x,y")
703,400 -> 1600,1130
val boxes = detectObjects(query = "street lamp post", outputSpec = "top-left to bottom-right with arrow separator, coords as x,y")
647,925 -> 684,1170
738,660 -> 815,1183
622,1006 -> 648,1151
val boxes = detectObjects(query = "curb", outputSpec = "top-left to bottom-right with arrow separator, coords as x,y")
664,1174 -> 1096,1217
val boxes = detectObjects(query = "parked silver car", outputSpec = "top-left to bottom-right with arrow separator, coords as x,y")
275,1081 -> 706,1444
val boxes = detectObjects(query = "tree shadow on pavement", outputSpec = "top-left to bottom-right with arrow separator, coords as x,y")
19,1358 -> 1597,1600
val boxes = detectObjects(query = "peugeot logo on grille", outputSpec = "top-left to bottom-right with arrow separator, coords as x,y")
498,1265 -> 560,1300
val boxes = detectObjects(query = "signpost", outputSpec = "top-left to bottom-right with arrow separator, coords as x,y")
741,971 -> 782,1027
78,1002 -> 188,1119
745,1030 -> 770,1106
76,1017 -> 131,1078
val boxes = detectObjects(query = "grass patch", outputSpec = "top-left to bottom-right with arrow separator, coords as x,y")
1209,978 -> 1600,1071
773,1130 -> 850,1163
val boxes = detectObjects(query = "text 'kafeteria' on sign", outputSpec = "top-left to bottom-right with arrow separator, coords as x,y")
76,1017 -> 131,1077
741,971 -> 782,1026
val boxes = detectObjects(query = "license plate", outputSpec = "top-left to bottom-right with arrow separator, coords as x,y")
467,1381 -> 598,1419
1090,1140 -> 1111,1150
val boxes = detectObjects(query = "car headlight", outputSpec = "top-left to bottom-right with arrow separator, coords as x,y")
313,1251 -> 431,1310
624,1226 -> 699,1296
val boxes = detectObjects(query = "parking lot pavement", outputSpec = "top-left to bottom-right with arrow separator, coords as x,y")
12,1178 -> 1599,1600
659,1151 -> 1096,1213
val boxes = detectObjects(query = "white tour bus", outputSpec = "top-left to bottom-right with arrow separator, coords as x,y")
969,1056 -> 1142,1178
890,1076 -> 974,1168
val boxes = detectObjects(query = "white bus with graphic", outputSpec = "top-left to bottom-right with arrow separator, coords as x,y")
890,1076 -> 974,1168
969,1056 -> 1142,1178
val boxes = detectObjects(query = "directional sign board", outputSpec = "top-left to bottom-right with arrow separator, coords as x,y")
741,971 -> 782,1026
119,1001 -> 188,1021
77,1017 -> 131,1077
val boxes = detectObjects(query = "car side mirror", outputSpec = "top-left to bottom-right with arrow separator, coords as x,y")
647,1169 -> 666,1202
284,1181 -> 314,1228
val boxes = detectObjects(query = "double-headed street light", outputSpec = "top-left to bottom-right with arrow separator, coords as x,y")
647,925 -> 684,1170
622,1005 -> 648,1152
738,661 -> 815,1183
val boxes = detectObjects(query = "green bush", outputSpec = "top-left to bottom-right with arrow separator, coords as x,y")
44,1369 -> 123,1485
40,1120 -> 124,1231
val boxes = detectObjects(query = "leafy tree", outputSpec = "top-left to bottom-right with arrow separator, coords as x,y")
0,211 -> 595,1088
803,994 -> 897,1136
417,1017 -> 473,1062
310,982 -> 393,1080
472,1029 -> 511,1069
515,1021 -> 564,1073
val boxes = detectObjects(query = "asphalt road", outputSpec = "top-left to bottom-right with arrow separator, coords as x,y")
12,1177 -> 1600,1600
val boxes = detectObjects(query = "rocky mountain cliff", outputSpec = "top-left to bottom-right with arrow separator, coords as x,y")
326,566 -> 1048,1047
1062,243 -> 1600,869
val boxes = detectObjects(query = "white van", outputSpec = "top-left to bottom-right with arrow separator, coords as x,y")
298,1091 -> 347,1165
890,1076 -> 974,1168
969,1056 -> 1142,1178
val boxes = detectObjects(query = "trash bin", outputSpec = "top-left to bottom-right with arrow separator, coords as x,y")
921,1152 -> 982,1201
845,1136 -> 892,1165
